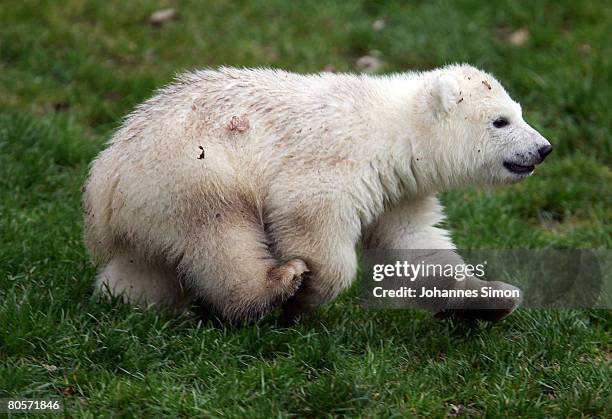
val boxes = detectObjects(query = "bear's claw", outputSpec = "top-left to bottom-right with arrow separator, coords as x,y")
267,258 -> 309,297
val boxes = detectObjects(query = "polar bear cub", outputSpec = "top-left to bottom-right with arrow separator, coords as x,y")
83,64 -> 552,323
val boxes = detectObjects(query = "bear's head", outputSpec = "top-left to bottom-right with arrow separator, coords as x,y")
418,64 -> 552,188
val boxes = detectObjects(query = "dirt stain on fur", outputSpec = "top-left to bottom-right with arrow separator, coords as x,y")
228,115 -> 250,132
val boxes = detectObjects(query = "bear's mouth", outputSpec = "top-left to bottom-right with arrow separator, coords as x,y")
503,161 -> 535,175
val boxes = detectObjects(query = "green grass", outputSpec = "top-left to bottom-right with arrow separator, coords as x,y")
1,0 -> 611,416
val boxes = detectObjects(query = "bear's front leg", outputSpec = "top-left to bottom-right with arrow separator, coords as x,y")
265,195 -> 360,324
175,213 -> 310,323
363,195 -> 522,322
280,241 -> 358,324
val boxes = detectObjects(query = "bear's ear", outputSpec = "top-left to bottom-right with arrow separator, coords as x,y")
429,73 -> 461,116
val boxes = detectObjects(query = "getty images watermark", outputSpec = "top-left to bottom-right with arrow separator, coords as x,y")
361,250 -> 611,309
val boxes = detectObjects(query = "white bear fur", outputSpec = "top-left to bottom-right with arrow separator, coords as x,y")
84,64 -> 551,322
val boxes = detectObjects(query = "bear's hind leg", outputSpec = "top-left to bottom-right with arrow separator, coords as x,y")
178,216 -> 308,323
95,253 -> 191,313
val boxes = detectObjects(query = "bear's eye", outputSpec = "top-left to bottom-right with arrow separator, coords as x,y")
493,117 -> 510,128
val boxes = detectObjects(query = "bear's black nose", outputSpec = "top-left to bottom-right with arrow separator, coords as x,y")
538,145 -> 553,161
